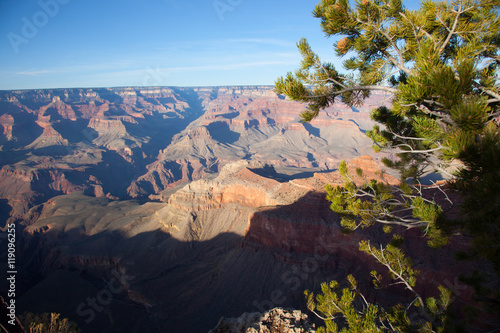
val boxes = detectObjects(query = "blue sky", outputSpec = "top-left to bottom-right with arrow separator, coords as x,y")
0,0 -> 420,90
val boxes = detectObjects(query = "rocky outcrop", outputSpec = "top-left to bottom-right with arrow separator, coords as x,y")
168,160 -> 287,211
128,88 -> 389,197
26,117 -> 68,149
0,167 -> 83,223
74,100 -> 110,119
88,117 -> 127,133
39,96 -> 77,120
0,86 -> 390,223
210,308 -> 315,333
16,158 -> 475,333
0,113 -> 14,141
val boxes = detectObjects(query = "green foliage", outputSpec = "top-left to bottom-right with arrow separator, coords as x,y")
277,0 -> 500,173
277,0 -> 500,330
305,276 -> 382,333
305,270 -> 454,332
20,313 -> 80,333
325,164 -> 447,247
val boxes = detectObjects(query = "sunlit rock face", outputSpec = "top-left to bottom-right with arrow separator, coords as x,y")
15,158 -> 472,333
209,307 -> 316,333
5,86 -> 472,333
0,86 -> 389,224
0,86 -> 478,333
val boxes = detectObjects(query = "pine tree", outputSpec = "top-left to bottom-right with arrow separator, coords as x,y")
276,0 -> 500,331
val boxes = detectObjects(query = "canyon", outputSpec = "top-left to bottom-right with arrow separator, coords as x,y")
0,86 -> 387,223
0,87 -> 472,332
8,157 -> 470,332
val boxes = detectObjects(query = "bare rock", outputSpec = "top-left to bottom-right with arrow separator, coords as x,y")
209,308 -> 315,333
0,113 -> 14,141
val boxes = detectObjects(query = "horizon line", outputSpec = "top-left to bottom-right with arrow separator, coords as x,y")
0,84 -> 279,93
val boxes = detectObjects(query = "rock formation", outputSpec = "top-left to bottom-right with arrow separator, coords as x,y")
0,86 -> 475,333
0,86 -> 389,225
0,114 -> 14,141
209,308 -> 315,333
12,158 -> 473,333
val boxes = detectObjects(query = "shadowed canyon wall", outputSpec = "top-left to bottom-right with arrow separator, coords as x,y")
0,86 -> 389,225
3,159 -> 471,332
0,87 -> 473,333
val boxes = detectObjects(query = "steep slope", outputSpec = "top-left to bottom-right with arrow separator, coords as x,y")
25,115 -> 69,150
0,87 -> 205,223
128,87 -> 387,198
0,85 -> 387,223
13,158 -> 471,333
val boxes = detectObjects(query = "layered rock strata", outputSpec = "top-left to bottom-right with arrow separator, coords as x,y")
15,157 -> 472,333
0,86 -> 387,225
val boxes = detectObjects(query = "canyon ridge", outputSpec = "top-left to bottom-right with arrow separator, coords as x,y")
0,87 -> 468,332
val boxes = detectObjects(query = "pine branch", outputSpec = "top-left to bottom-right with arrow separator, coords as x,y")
391,132 -> 429,141
301,85 -> 397,101
373,23 -> 408,74
438,0 -> 469,54
374,218 -> 429,229
398,12 -> 421,46
429,180 -> 454,206
393,144 -> 444,154
418,103 -> 456,125
367,242 -> 425,307
352,16 -> 412,75
474,82 -> 500,102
